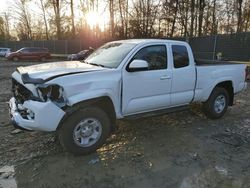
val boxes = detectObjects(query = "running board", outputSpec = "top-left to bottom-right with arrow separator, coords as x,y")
124,105 -> 189,120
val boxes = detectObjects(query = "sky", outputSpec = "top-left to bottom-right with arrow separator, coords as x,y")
2,0 -> 9,12
0,0 -> 110,35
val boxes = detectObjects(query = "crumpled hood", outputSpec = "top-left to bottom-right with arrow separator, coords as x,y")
17,61 -> 105,82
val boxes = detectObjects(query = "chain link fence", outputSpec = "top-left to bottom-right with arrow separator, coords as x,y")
0,32 -> 250,61
188,32 -> 250,61
0,38 -> 105,55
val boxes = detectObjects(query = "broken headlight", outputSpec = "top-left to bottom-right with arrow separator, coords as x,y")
37,85 -> 66,106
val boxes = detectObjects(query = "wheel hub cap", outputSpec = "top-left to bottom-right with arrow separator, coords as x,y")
214,95 -> 226,113
73,118 -> 102,147
81,126 -> 93,137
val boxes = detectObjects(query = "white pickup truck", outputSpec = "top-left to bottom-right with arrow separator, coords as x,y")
9,39 -> 247,154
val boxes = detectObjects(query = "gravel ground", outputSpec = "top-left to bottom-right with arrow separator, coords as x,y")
0,60 -> 250,188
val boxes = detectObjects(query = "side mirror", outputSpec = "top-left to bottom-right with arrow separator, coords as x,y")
128,59 -> 149,72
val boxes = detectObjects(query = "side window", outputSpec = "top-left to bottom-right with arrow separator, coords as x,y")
29,48 -> 36,52
172,45 -> 189,68
21,49 -> 29,53
132,45 -> 167,70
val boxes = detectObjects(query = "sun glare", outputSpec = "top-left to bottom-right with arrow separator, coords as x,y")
86,11 -> 107,31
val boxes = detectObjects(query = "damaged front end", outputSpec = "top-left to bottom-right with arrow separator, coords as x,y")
37,84 -> 67,108
12,78 -> 38,121
9,77 -> 66,131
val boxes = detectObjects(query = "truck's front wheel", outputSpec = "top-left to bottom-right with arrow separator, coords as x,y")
203,87 -> 229,119
58,106 -> 111,155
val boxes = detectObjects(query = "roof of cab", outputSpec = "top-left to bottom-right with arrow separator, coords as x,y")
110,39 -> 187,45
0,47 -> 11,49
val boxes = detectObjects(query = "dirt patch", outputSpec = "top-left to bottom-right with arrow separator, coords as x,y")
0,60 -> 250,188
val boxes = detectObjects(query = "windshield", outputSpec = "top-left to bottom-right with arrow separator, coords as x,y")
78,50 -> 88,55
17,48 -> 24,52
85,42 -> 137,68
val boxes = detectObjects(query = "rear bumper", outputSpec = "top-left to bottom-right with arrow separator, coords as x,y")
9,97 -> 65,131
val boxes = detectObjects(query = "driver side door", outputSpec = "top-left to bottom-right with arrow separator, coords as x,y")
122,44 -> 172,116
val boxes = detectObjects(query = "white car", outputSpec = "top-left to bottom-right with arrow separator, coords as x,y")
0,48 -> 11,57
9,39 -> 247,155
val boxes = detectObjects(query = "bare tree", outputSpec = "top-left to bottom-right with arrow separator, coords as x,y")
70,0 -> 76,37
129,0 -> 160,38
118,0 -> 125,37
243,0 -> 250,31
0,17 -> 5,40
223,0 -> 234,33
1,0 -> 250,41
51,0 -> 62,39
13,0 -> 32,40
39,0 -> 49,40
190,0 -> 195,37
178,0 -> 190,37
125,0 -> 129,37
237,0 -> 243,32
211,0 -> 217,34
198,0 -> 206,36
109,0 -> 115,38
162,0 -> 179,37
171,0 -> 179,37
3,12 -> 11,40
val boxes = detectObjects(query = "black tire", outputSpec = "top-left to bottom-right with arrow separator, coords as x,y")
13,57 -> 19,62
203,87 -> 229,119
58,106 -> 111,155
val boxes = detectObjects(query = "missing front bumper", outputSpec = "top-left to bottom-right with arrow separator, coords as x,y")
9,97 -> 65,131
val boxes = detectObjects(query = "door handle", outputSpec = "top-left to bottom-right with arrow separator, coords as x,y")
160,75 -> 171,80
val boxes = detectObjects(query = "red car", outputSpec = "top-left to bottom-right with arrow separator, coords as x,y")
7,47 -> 51,61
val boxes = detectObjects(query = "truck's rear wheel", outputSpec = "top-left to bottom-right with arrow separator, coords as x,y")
58,106 -> 111,155
203,87 -> 229,119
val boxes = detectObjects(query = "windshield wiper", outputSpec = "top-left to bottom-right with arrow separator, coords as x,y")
82,60 -> 89,64
88,63 -> 105,67
82,60 -> 109,68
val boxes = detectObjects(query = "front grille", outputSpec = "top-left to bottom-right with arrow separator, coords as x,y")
12,78 -> 33,103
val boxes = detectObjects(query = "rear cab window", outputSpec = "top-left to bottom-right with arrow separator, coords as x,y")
172,45 -> 189,68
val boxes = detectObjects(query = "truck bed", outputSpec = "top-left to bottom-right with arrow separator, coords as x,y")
195,59 -> 239,66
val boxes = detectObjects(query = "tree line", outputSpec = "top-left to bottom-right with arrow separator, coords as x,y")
0,0 -> 249,41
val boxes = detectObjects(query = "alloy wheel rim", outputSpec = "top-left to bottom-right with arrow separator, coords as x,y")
73,118 -> 102,147
214,95 -> 226,113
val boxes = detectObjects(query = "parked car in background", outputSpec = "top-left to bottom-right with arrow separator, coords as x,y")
7,47 -> 51,61
67,47 -> 94,60
0,48 -> 11,57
